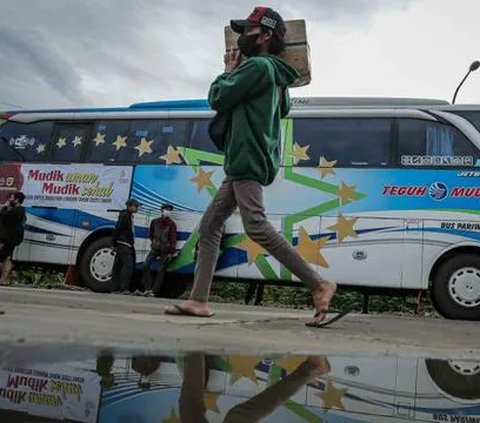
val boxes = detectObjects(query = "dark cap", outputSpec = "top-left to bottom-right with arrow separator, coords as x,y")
161,204 -> 174,211
126,198 -> 140,207
231,7 -> 286,38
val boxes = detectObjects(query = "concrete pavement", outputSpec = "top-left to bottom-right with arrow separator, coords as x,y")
0,287 -> 479,359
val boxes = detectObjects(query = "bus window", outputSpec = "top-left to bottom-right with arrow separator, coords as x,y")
398,119 -> 479,167
293,118 -> 392,167
51,124 -> 90,162
190,119 -> 223,156
0,121 -> 53,162
126,119 -> 189,163
88,120 -> 133,163
157,120 -> 189,163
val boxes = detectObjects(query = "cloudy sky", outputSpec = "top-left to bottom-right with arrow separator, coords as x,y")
0,0 -> 479,110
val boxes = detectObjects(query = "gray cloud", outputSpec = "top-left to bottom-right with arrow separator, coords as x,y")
0,0 -> 415,109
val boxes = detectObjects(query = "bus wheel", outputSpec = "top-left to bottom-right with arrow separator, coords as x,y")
153,273 -> 190,299
426,359 -> 480,400
431,254 -> 480,320
79,237 -> 115,293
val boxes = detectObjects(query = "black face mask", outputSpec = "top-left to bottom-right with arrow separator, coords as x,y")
237,33 -> 261,57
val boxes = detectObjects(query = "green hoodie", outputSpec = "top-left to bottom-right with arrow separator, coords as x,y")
208,55 -> 299,186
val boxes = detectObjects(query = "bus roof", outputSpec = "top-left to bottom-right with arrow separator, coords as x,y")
2,97 -> 450,116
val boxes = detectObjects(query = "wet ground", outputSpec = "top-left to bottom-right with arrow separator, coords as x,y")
0,345 -> 479,422
0,287 -> 480,422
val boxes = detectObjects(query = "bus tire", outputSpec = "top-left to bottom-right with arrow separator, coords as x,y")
431,254 -> 480,320
426,359 -> 480,400
79,237 -> 116,293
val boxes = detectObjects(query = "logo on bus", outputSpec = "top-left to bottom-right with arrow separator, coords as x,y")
428,182 -> 449,201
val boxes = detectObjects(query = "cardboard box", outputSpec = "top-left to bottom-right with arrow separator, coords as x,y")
224,19 -> 311,88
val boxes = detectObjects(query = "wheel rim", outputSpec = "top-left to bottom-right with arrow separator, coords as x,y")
448,267 -> 480,308
448,360 -> 480,376
90,248 -> 116,283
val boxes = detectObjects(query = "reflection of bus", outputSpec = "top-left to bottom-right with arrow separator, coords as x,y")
0,363 -> 101,422
1,97 -> 480,320
100,354 -> 480,423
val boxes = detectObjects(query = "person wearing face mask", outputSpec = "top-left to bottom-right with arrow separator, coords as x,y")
0,191 -> 26,285
142,204 -> 177,296
166,7 -> 345,328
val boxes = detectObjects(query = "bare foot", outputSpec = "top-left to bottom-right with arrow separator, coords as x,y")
307,280 -> 337,326
165,299 -> 214,317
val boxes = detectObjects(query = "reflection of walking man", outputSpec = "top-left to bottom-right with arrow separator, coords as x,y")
178,353 -> 330,423
0,191 -> 26,285
166,7 -> 338,326
112,199 -> 139,293
142,204 -> 177,295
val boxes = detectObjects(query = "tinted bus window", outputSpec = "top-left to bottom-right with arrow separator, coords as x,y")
88,120 -> 189,163
190,119 -> 223,156
0,121 -> 53,162
398,119 -> 479,167
88,120 -> 133,163
51,124 -> 90,162
293,118 -> 392,167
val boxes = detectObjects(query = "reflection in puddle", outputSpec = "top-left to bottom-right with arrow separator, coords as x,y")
1,350 -> 479,422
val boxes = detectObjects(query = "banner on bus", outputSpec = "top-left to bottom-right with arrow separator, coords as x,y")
0,364 -> 101,422
0,163 -> 133,209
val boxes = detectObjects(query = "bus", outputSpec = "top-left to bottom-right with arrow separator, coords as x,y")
1,97 -> 480,320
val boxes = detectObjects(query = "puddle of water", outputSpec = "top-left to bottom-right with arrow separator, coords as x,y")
0,349 -> 479,422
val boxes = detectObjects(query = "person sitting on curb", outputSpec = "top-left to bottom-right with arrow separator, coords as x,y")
142,204 -> 177,296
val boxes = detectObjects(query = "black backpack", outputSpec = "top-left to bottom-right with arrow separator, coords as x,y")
207,111 -> 230,152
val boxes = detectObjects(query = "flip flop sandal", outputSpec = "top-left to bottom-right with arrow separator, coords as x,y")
164,304 -> 215,318
305,307 -> 353,328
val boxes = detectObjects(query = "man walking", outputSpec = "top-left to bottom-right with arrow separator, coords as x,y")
0,191 -> 26,285
167,7 -> 344,327
112,199 -> 139,293
142,204 -> 177,296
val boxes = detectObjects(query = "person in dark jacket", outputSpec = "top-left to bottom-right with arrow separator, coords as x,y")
166,7 -> 341,328
111,198 -> 139,293
142,204 -> 177,295
0,191 -> 26,285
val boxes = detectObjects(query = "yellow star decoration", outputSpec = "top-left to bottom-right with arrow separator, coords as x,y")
162,407 -> 180,423
228,356 -> 262,385
113,135 -> 127,151
93,133 -> 106,147
317,157 -> 337,179
338,181 -> 357,204
161,145 -> 183,165
327,214 -> 359,243
56,137 -> 67,149
238,236 -> 267,265
134,137 -> 154,157
190,168 -> 214,192
295,227 -> 329,268
274,356 -> 307,375
204,392 -> 221,414
290,142 -> 310,165
318,378 -> 347,411
72,136 -> 83,148
36,144 -> 46,154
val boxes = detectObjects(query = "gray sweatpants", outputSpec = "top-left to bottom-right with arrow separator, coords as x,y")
190,179 -> 323,301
